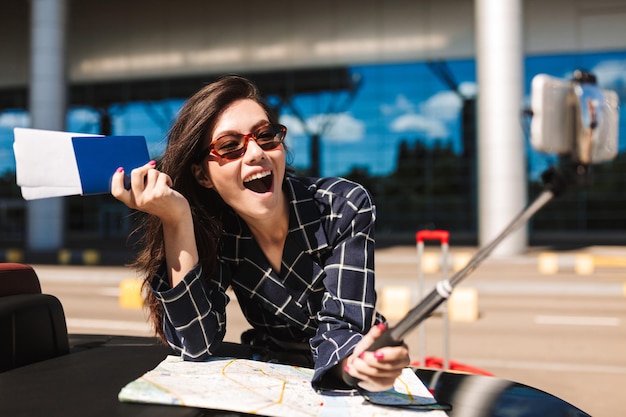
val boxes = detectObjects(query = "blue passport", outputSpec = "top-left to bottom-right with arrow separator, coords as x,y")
71,135 -> 150,195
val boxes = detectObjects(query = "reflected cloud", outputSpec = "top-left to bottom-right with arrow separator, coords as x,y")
381,95 -> 416,116
390,113 -> 448,139
384,91 -> 458,140
591,59 -> 626,89
69,108 -> 100,126
420,90 -> 462,122
280,114 -> 307,137
0,112 -> 30,129
307,113 -> 364,143
280,113 -> 365,143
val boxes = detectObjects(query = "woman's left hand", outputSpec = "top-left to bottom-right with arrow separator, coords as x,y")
342,323 -> 411,392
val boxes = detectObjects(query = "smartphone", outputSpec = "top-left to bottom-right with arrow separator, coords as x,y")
530,74 -> 575,155
530,73 -> 619,164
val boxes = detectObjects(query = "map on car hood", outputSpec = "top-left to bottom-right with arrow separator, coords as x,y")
118,356 -> 448,416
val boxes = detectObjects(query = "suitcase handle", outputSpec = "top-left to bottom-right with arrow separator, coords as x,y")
416,230 -> 449,244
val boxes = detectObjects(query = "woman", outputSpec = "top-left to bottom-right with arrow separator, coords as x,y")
111,75 -> 409,392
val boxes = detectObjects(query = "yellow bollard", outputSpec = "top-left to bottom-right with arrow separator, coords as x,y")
4,248 -> 24,263
420,253 -> 440,274
119,278 -> 144,309
538,252 -> 559,274
58,249 -> 72,265
82,250 -> 100,265
594,255 -> 626,268
453,252 -> 471,272
379,286 -> 411,321
448,287 -> 479,322
574,254 -> 594,275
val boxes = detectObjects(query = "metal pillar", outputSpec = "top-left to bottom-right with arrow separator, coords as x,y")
26,0 -> 68,251
475,0 -> 527,255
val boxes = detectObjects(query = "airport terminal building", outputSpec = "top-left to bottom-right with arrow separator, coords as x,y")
1,0 -> 625,262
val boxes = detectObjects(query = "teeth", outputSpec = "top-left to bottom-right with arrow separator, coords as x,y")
244,170 -> 271,183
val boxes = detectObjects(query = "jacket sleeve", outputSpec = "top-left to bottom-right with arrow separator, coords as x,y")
309,179 -> 384,389
150,261 -> 231,360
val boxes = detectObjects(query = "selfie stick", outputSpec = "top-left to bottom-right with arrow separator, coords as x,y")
370,188 -> 554,350
375,69 -> 618,351
343,164 -> 578,387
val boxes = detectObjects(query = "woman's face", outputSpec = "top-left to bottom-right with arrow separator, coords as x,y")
197,99 -> 287,221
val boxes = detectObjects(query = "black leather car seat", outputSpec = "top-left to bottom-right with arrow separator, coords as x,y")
0,263 -> 70,372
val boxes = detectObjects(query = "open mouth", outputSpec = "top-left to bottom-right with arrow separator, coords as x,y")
244,171 -> 273,193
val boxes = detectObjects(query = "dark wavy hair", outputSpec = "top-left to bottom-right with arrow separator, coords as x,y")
131,75 -> 278,341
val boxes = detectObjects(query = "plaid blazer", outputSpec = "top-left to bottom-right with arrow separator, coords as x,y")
151,176 -> 384,388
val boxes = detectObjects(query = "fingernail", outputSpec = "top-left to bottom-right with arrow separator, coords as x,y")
376,323 -> 387,330
358,352 -> 365,359
343,365 -> 350,372
374,351 -> 385,360
116,167 -> 124,173
149,160 -> 156,166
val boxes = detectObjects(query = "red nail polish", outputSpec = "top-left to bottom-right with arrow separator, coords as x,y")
374,351 -> 385,360
376,323 -> 387,330
116,167 -> 124,173
358,352 -> 365,359
343,365 -> 350,372
149,160 -> 156,166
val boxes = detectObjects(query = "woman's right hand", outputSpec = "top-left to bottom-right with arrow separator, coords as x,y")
111,161 -> 190,223
341,323 -> 410,392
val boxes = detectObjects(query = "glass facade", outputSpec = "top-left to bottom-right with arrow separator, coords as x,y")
1,50 -> 625,250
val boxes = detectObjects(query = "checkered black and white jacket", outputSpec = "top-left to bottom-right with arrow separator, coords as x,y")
151,176 -> 385,388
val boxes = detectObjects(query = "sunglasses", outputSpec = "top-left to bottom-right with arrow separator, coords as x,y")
200,123 -> 287,161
